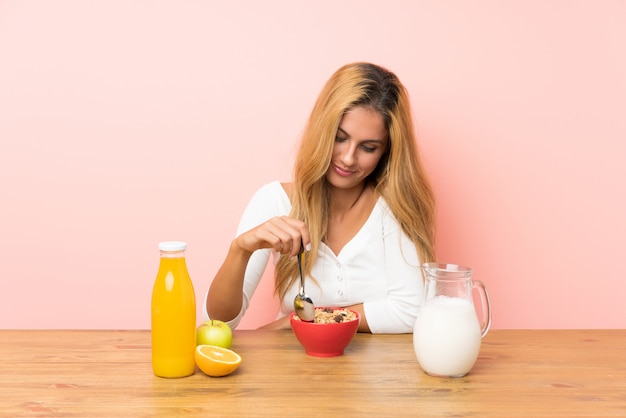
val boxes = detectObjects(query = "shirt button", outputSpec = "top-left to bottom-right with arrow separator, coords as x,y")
338,290 -> 344,296
337,275 -> 342,281
337,262 -> 342,268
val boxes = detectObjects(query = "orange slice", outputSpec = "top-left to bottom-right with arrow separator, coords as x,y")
195,345 -> 242,377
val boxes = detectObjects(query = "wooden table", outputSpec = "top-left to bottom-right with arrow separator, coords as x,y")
1,330 -> 625,417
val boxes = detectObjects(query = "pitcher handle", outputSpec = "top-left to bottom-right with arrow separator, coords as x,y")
472,280 -> 492,338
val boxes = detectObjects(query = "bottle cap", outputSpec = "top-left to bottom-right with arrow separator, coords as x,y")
158,241 -> 187,252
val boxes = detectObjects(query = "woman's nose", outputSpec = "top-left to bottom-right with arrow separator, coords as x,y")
339,143 -> 357,166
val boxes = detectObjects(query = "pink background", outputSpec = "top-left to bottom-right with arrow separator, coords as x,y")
1,1 -> 624,330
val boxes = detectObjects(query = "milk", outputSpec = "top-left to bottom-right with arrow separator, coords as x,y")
413,296 -> 482,377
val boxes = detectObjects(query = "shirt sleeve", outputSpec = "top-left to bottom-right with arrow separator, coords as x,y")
362,205 -> 425,334
203,182 -> 287,329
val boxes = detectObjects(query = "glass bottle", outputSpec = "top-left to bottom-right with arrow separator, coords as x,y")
151,241 -> 196,378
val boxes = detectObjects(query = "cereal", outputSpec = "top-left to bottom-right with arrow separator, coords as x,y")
292,307 -> 357,323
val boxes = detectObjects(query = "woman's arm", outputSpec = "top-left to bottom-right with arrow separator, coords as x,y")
206,239 -> 253,321
207,216 -> 310,322
362,207 -> 424,334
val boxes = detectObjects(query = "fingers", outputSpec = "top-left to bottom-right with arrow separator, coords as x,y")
238,216 -> 311,257
266,217 -> 307,257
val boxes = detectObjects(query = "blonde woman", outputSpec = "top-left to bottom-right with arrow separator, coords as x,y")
205,62 -> 435,333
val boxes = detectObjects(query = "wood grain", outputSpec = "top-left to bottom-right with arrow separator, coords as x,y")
1,329 -> 625,417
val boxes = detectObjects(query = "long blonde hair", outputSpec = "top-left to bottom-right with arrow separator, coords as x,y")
275,62 -> 436,300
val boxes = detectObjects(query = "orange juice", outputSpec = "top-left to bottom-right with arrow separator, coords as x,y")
151,241 -> 196,378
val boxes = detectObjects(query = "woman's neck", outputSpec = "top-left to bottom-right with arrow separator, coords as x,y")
328,182 -> 369,216
324,181 -> 377,255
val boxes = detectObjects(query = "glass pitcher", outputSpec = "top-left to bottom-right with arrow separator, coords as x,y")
413,262 -> 491,377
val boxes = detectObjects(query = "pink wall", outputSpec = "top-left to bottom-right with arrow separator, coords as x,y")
1,1 -> 624,330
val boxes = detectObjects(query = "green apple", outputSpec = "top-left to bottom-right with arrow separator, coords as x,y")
196,319 -> 233,349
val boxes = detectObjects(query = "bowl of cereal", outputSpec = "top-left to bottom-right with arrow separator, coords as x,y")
290,307 -> 360,357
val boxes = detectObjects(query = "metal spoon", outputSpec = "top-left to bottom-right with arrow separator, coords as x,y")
293,245 -> 315,322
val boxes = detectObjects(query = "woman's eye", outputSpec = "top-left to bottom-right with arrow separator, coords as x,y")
335,136 -> 348,143
361,145 -> 377,153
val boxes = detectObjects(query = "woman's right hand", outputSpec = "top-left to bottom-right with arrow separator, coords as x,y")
234,216 -> 310,258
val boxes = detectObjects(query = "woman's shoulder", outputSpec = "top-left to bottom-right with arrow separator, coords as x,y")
373,195 -> 400,226
253,181 -> 290,199
248,181 -> 292,209
237,182 -> 292,232
375,193 -> 391,213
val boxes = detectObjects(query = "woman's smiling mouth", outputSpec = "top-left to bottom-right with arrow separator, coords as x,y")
332,163 -> 354,177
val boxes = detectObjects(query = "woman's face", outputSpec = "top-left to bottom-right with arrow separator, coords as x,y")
325,106 -> 388,191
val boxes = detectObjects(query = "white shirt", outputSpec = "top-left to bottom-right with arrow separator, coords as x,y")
203,181 -> 424,333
